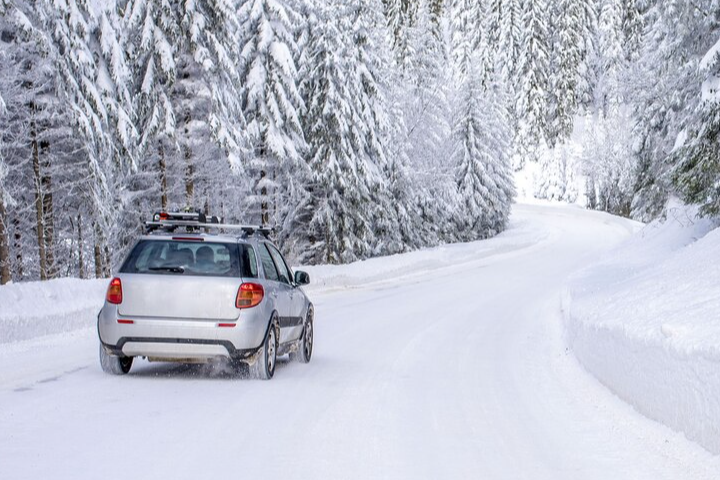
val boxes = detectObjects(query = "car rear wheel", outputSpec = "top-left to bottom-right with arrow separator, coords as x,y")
252,318 -> 278,380
290,307 -> 313,364
99,344 -> 133,375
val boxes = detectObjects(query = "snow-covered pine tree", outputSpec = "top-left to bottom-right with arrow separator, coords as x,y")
581,110 -> 635,215
0,0 -> 109,280
40,0 -> 140,275
628,0 -> 718,220
485,0 -> 501,52
428,0 -> 444,39
672,33 -> 720,216
514,0 -> 551,168
382,0 -> 419,69
347,0 -> 403,256
450,0 -> 477,78
122,0 -> 245,257
596,0 -> 625,116
535,142 -> 578,202
576,0 -> 598,111
299,1 -> 383,263
549,0 -> 583,143
452,52 -> 515,241
394,0 -> 454,249
383,68 -> 420,251
0,3 -> 26,284
0,8 -> 14,284
481,81 -> 516,233
622,0 -> 643,62
123,0 -> 179,210
498,0 -> 522,92
237,0 -> 307,228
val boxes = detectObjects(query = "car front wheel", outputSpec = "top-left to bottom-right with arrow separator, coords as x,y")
99,344 -> 133,375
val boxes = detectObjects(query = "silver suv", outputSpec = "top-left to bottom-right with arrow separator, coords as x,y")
97,211 -> 314,379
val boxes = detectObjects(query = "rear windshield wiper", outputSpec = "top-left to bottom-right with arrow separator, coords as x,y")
149,266 -> 185,273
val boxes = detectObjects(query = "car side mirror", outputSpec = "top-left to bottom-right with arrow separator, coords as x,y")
294,270 -> 310,286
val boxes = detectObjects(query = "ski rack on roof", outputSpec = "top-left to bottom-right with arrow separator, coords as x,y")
144,211 -> 274,238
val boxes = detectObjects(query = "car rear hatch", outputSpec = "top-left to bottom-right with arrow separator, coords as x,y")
117,273 -> 241,320
116,238 -> 245,321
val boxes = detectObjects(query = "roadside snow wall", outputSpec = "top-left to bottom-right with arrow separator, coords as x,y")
0,278 -> 107,343
563,205 -> 720,454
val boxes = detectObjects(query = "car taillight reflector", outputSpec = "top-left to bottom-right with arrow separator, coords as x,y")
218,323 -> 236,328
117,319 -> 134,325
106,277 -> 123,304
236,283 -> 264,309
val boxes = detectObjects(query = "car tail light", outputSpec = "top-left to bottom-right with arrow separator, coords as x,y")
236,283 -> 264,309
106,277 -> 123,304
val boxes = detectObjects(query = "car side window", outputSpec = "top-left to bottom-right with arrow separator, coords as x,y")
239,243 -> 258,278
267,244 -> 291,285
257,244 -> 279,282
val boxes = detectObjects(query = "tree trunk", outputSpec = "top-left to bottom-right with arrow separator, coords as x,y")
40,141 -> 55,279
77,214 -> 85,279
184,149 -> 194,207
31,112 -> 47,280
12,216 -> 22,279
183,111 -> 194,207
159,142 -> 168,209
273,167 -> 277,226
103,244 -> 111,277
260,169 -> 268,227
94,222 -> 103,278
0,196 -> 10,285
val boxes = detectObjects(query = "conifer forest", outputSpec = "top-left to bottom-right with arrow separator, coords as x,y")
0,0 -> 719,284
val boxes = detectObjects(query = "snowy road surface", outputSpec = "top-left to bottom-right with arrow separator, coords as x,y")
1,204 -> 719,480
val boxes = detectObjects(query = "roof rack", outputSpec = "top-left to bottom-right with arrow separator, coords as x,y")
144,211 -> 274,238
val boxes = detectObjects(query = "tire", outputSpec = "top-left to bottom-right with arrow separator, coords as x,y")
99,344 -> 133,375
290,306 -> 313,364
251,318 -> 278,380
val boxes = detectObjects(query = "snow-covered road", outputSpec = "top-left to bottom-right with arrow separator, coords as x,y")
2,204 -> 719,479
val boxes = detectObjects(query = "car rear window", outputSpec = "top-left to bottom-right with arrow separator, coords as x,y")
120,240 -> 258,278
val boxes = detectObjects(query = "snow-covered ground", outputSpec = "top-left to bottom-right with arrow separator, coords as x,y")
564,201 -> 720,454
0,278 -> 107,344
1,203 -> 719,479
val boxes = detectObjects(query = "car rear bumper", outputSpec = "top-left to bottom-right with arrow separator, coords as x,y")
97,304 -> 269,361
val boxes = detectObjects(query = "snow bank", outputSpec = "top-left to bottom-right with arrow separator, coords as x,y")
299,213 -> 546,294
0,278 -> 107,344
564,203 -> 720,453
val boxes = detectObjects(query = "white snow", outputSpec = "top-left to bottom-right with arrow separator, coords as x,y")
300,209 -> 549,294
564,200 -> 720,453
672,128 -> 688,153
701,74 -> 720,103
700,36 -> 720,71
0,278 -> 107,344
1,203 -> 720,479
701,36 -> 720,102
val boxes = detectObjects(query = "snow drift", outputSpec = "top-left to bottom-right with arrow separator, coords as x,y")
0,278 -> 107,343
564,203 -> 720,453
